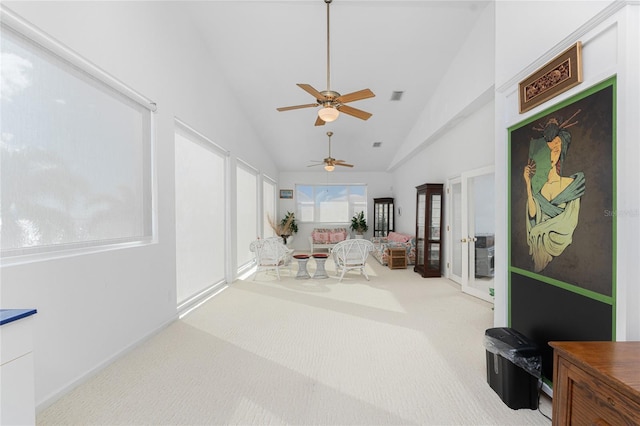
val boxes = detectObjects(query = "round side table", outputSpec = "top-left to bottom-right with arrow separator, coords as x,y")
293,254 -> 310,279
312,254 -> 329,279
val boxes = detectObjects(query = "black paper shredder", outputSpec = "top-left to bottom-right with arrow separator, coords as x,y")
484,327 -> 542,410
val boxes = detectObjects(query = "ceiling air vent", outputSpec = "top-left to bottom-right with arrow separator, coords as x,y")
372,142 -> 382,148
390,91 -> 404,101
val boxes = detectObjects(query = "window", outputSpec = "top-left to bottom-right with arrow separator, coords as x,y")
174,121 -> 227,303
296,185 -> 367,223
1,18 -> 154,259
236,162 -> 258,269
262,177 -> 276,238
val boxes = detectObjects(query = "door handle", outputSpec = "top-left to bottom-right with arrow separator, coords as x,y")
461,238 -> 467,243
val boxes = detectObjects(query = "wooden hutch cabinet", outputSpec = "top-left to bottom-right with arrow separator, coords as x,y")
550,341 -> 640,425
414,184 -> 443,278
373,197 -> 394,237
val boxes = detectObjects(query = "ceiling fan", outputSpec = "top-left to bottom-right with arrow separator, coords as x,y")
309,131 -> 354,171
277,0 -> 375,126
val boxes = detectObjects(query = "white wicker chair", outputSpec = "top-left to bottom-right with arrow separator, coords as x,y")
249,238 -> 293,280
331,239 -> 374,282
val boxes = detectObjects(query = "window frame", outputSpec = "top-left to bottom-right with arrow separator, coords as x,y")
0,8 -> 157,264
174,119 -> 229,305
295,184 -> 368,224
235,159 -> 260,271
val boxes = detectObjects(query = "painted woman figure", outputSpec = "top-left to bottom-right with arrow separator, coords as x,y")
523,112 -> 585,272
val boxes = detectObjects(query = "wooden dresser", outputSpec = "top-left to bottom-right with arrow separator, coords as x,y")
550,341 -> 640,425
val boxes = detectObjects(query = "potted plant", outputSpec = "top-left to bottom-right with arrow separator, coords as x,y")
350,211 -> 368,238
268,211 -> 298,244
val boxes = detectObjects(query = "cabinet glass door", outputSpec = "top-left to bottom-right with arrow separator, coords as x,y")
415,184 -> 443,277
426,192 -> 442,273
373,198 -> 394,237
416,192 -> 426,268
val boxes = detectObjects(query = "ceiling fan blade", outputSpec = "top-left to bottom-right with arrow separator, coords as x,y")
297,84 -> 327,101
307,163 -> 323,167
335,88 -> 375,104
337,104 -> 372,121
314,116 -> 326,126
277,103 -> 318,112
335,162 -> 354,168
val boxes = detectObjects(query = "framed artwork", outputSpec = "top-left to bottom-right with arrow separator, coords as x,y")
519,42 -> 583,113
509,76 -> 615,297
279,189 -> 293,199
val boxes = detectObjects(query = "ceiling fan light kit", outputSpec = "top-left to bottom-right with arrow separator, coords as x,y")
324,164 -> 335,172
318,106 -> 339,122
277,0 -> 375,126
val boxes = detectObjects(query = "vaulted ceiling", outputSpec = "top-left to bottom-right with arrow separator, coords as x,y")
185,1 -> 490,172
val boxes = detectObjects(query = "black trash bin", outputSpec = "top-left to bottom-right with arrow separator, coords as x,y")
484,327 -> 541,410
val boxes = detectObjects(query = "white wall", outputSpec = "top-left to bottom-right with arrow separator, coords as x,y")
277,171 -> 393,251
391,100 -> 495,283
388,1 -> 495,171
1,2 -> 278,409
388,0 -> 495,249
494,0 -> 614,89
494,1 -> 640,338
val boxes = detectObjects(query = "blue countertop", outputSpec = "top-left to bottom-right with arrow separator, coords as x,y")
0,309 -> 37,326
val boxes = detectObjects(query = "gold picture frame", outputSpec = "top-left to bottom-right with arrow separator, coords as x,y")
519,42 -> 582,114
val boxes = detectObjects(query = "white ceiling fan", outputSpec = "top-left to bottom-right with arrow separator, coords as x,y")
277,0 -> 375,126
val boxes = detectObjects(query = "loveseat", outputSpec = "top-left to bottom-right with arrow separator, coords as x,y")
308,228 -> 349,253
371,231 -> 416,266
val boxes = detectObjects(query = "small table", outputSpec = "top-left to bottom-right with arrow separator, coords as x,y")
293,254 -> 310,279
312,254 -> 329,279
388,248 -> 407,269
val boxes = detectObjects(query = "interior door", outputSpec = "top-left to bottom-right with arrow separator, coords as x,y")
447,167 -> 495,302
449,178 -> 464,285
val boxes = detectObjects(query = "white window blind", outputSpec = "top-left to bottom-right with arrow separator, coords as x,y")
236,162 -> 258,269
262,177 -> 276,238
174,123 -> 227,303
1,19 -> 154,259
295,184 -> 367,223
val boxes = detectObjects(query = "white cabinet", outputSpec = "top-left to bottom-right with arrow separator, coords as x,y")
1,310 -> 37,426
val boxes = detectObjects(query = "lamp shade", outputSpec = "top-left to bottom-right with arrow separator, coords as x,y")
324,164 -> 335,172
318,107 -> 339,122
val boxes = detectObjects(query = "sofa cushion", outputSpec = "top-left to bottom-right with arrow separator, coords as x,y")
311,230 -> 329,244
388,231 -> 411,243
329,229 -> 347,243
311,228 -> 347,244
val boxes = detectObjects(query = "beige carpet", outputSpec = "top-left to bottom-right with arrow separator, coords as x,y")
37,258 -> 551,425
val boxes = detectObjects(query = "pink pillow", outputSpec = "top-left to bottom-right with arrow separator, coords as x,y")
330,230 -> 346,243
388,232 -> 410,243
313,231 -> 329,243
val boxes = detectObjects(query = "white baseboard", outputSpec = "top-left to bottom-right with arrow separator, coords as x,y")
35,315 -> 177,414
541,380 -> 553,398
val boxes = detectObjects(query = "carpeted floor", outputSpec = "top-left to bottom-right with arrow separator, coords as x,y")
37,258 -> 551,425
